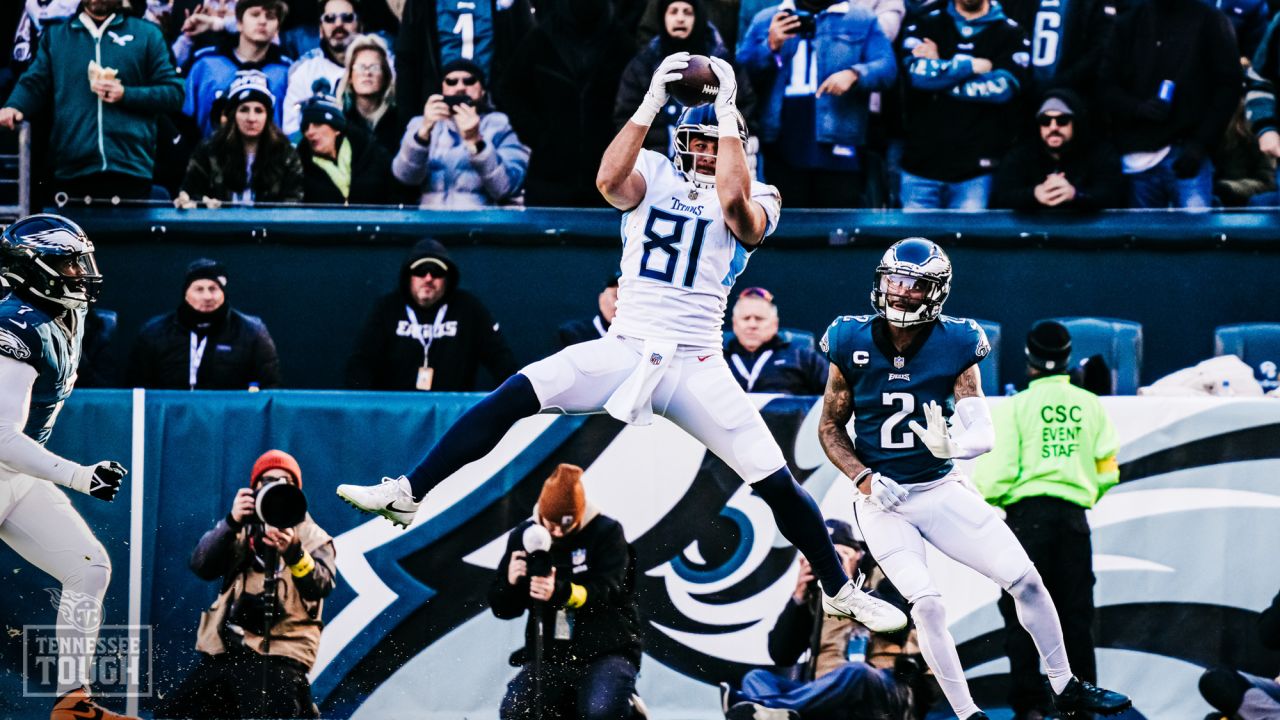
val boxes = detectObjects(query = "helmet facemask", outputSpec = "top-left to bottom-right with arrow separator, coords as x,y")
4,249 -> 102,310
674,126 -> 720,188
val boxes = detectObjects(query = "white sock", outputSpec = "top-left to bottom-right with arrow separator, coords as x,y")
912,596 -> 979,717
1009,570 -> 1073,695
55,564 -> 111,696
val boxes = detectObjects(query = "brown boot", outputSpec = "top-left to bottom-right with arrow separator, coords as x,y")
50,688 -> 140,720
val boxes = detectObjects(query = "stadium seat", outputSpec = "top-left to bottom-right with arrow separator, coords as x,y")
1214,323 -> 1280,393
1049,317 -> 1144,395
722,328 -> 817,351
972,319 -> 1001,396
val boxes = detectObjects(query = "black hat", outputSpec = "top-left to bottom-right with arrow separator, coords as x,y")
300,93 -> 346,132
825,519 -> 861,550
184,258 -> 228,291
1027,320 -> 1072,373
439,58 -> 486,88
226,70 -> 275,114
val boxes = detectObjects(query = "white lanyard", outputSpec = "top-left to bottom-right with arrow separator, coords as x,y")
189,332 -> 208,389
731,349 -> 773,392
592,315 -> 607,338
406,303 -> 448,367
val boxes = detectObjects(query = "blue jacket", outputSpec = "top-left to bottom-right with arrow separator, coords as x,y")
183,41 -> 292,137
738,2 -> 896,145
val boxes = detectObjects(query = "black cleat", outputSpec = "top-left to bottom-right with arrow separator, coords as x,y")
964,714 -> 990,720
1049,677 -> 1132,716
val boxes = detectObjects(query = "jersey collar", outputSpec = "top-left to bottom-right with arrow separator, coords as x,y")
1029,374 -> 1071,387
871,316 -> 935,366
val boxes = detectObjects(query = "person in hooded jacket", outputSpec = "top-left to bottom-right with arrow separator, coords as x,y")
991,90 -> 1126,211
615,0 -> 757,154
345,239 -> 518,391
127,259 -> 282,390
490,463 -> 643,720
499,0 -> 638,206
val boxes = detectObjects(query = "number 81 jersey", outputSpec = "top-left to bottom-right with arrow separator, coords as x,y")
822,314 -> 990,485
611,149 -> 782,348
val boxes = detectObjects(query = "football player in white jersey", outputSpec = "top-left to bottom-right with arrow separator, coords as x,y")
338,53 -> 905,631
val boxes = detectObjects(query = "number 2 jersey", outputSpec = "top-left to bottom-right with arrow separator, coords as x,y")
610,149 -> 782,349
822,314 -> 990,485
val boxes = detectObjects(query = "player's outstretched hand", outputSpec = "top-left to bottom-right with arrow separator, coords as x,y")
81,461 -> 127,502
648,52 -> 691,108
866,473 -> 909,512
706,56 -> 738,117
909,400 -> 960,459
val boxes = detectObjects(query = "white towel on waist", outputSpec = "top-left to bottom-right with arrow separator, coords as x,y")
604,340 -> 677,425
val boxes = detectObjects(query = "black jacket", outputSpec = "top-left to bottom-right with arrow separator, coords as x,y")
489,511 -> 643,667
724,333 -> 829,395
991,90 -> 1126,210
1098,0 -> 1242,155
297,127 -> 399,205
128,306 -> 282,390
500,2 -> 637,206
899,4 -> 1030,182
557,313 -> 611,348
345,239 -> 518,391
395,0 -> 534,128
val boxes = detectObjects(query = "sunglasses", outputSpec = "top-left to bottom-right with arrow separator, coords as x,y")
1037,114 -> 1073,128
443,75 -> 480,87
410,266 -> 445,279
739,286 -> 774,302
321,11 -> 356,23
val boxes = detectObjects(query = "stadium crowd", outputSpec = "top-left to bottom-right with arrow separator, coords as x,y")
1,0 -> 1278,210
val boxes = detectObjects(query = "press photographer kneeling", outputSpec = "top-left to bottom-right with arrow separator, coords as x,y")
158,451 -> 336,719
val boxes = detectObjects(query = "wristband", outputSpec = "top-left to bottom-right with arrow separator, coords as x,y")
853,468 -> 873,486
630,93 -> 663,127
288,550 -> 316,578
566,583 -> 588,609
717,111 -> 741,143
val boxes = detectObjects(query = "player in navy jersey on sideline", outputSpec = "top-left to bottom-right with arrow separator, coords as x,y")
338,51 -> 907,632
817,237 -> 1131,720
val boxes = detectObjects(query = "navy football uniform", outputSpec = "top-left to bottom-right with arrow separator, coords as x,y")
0,292 -> 83,444
821,313 -> 990,484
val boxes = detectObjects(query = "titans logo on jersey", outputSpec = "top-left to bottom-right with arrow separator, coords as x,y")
0,293 -> 83,445
610,149 -> 781,348
822,314 -> 989,484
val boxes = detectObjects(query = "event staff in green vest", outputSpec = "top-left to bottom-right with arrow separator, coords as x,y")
973,320 -> 1120,720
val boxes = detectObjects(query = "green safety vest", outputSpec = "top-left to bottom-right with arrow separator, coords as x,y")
973,374 -> 1120,509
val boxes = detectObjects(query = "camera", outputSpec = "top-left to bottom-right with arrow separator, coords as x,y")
254,480 -> 307,528
785,9 -> 817,39
443,94 -> 474,110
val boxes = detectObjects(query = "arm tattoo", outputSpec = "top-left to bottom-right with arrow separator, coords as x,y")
954,364 -> 984,400
818,364 -> 868,482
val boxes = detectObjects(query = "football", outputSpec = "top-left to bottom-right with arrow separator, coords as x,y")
668,54 -> 719,107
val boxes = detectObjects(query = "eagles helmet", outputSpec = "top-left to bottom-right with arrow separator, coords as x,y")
673,103 -> 749,188
0,214 -> 102,309
871,237 -> 952,327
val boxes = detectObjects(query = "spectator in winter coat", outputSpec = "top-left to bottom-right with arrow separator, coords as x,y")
896,0 -> 1029,210
393,58 -> 528,208
616,0 -> 757,155
177,70 -> 305,206
1215,98 -> 1277,205
724,287 -> 829,395
128,259 -> 282,390
1011,0 -> 1122,98
395,0 -> 534,131
1098,0 -> 1241,209
345,238 -> 519,391
991,90 -> 1126,211
282,0 -> 358,138
500,0 -> 637,206
184,0 -> 293,137
338,33 -> 401,155
297,93 -> 397,204
739,0 -> 897,207
0,0 -> 183,200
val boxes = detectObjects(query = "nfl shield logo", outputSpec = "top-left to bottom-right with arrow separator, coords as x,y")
649,353 -> 663,366
572,548 -> 587,565
894,356 -> 905,369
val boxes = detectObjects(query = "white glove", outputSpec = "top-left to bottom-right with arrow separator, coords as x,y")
705,56 -> 742,138
909,400 -> 961,459
632,52 -> 690,127
866,473 -> 909,512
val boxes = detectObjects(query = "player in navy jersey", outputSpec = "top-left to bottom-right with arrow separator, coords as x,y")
818,238 -> 1130,720
0,215 -> 133,720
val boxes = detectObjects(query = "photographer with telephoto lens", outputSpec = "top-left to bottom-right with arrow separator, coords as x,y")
156,450 -> 336,720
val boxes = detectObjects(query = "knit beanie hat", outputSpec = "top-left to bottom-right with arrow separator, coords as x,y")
538,464 -> 586,530
1026,321 -> 1072,373
439,57 -> 487,88
251,449 -> 303,488
300,93 -> 347,132
184,258 -> 228,291
227,69 -> 276,114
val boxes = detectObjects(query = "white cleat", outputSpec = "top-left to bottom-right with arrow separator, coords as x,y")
821,573 -> 909,632
336,475 -> 420,528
